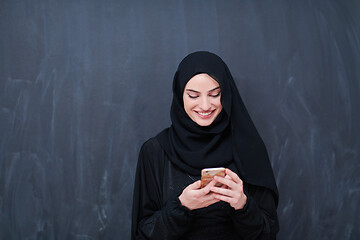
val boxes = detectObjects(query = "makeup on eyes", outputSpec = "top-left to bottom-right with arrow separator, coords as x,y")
209,90 -> 221,97
188,94 -> 199,99
185,87 -> 221,99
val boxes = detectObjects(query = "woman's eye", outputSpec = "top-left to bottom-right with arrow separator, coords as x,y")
210,92 -> 221,98
188,95 -> 199,99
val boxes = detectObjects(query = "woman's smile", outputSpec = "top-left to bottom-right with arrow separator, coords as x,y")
195,110 -> 216,118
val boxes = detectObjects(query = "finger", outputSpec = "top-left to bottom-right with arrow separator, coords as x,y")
214,193 -> 247,210
202,179 -> 216,194
224,175 -> 231,179
201,192 -> 218,202
213,193 -> 233,204
197,196 -> 220,208
204,198 -> 221,207
192,192 -> 218,207
225,169 -> 243,184
211,186 -> 235,197
200,179 -> 217,195
220,175 -> 231,188
214,175 -> 237,189
188,180 -> 201,190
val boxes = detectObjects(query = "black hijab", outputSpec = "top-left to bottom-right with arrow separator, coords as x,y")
157,51 -> 278,206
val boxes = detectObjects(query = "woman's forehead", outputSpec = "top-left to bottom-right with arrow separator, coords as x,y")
184,73 -> 220,91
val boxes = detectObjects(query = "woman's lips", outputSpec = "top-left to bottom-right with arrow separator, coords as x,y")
195,110 -> 215,119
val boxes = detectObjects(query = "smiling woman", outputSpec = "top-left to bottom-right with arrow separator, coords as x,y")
131,51 -> 279,240
183,74 -> 223,126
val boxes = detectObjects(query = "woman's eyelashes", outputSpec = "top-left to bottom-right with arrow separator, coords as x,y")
210,92 -> 221,98
188,94 -> 199,99
187,92 -> 221,99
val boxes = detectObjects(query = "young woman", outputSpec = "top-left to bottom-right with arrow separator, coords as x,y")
131,51 -> 279,240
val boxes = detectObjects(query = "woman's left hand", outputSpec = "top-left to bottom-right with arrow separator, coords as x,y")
210,168 -> 247,210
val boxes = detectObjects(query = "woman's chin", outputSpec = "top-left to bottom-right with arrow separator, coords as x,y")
193,117 -> 215,126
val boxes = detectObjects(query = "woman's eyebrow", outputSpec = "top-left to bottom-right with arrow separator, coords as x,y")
208,86 -> 220,92
185,86 -> 220,93
185,89 -> 200,93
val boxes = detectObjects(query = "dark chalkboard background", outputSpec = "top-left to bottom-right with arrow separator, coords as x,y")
1,0 -> 359,239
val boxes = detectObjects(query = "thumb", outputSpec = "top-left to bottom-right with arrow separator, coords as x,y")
188,180 -> 201,190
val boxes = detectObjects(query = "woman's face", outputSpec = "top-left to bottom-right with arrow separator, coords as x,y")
183,73 -> 222,126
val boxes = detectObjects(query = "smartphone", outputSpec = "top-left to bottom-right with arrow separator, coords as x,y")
200,167 -> 226,188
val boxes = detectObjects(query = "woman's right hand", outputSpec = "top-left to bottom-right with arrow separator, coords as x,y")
178,180 -> 220,210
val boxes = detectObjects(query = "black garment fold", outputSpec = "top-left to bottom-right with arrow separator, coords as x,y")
132,51 -> 279,239
131,138 -> 279,240
157,51 -> 278,205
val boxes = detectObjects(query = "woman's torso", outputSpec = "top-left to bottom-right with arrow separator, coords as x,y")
150,137 -> 243,240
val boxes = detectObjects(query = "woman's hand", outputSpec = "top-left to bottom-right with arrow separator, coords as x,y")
210,168 -> 247,210
178,179 -> 220,210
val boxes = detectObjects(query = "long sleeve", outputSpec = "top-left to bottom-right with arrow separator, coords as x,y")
231,185 -> 279,239
131,138 -> 279,240
131,139 -> 194,240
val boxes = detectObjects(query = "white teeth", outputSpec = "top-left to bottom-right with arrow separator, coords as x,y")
199,112 -> 211,116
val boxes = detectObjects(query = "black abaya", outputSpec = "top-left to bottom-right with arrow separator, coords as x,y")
131,138 -> 279,240
132,51 -> 279,239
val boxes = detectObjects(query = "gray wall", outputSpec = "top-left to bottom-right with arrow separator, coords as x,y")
1,0 -> 359,239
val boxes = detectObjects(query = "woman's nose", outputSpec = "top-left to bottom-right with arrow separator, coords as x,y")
199,97 -> 211,110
